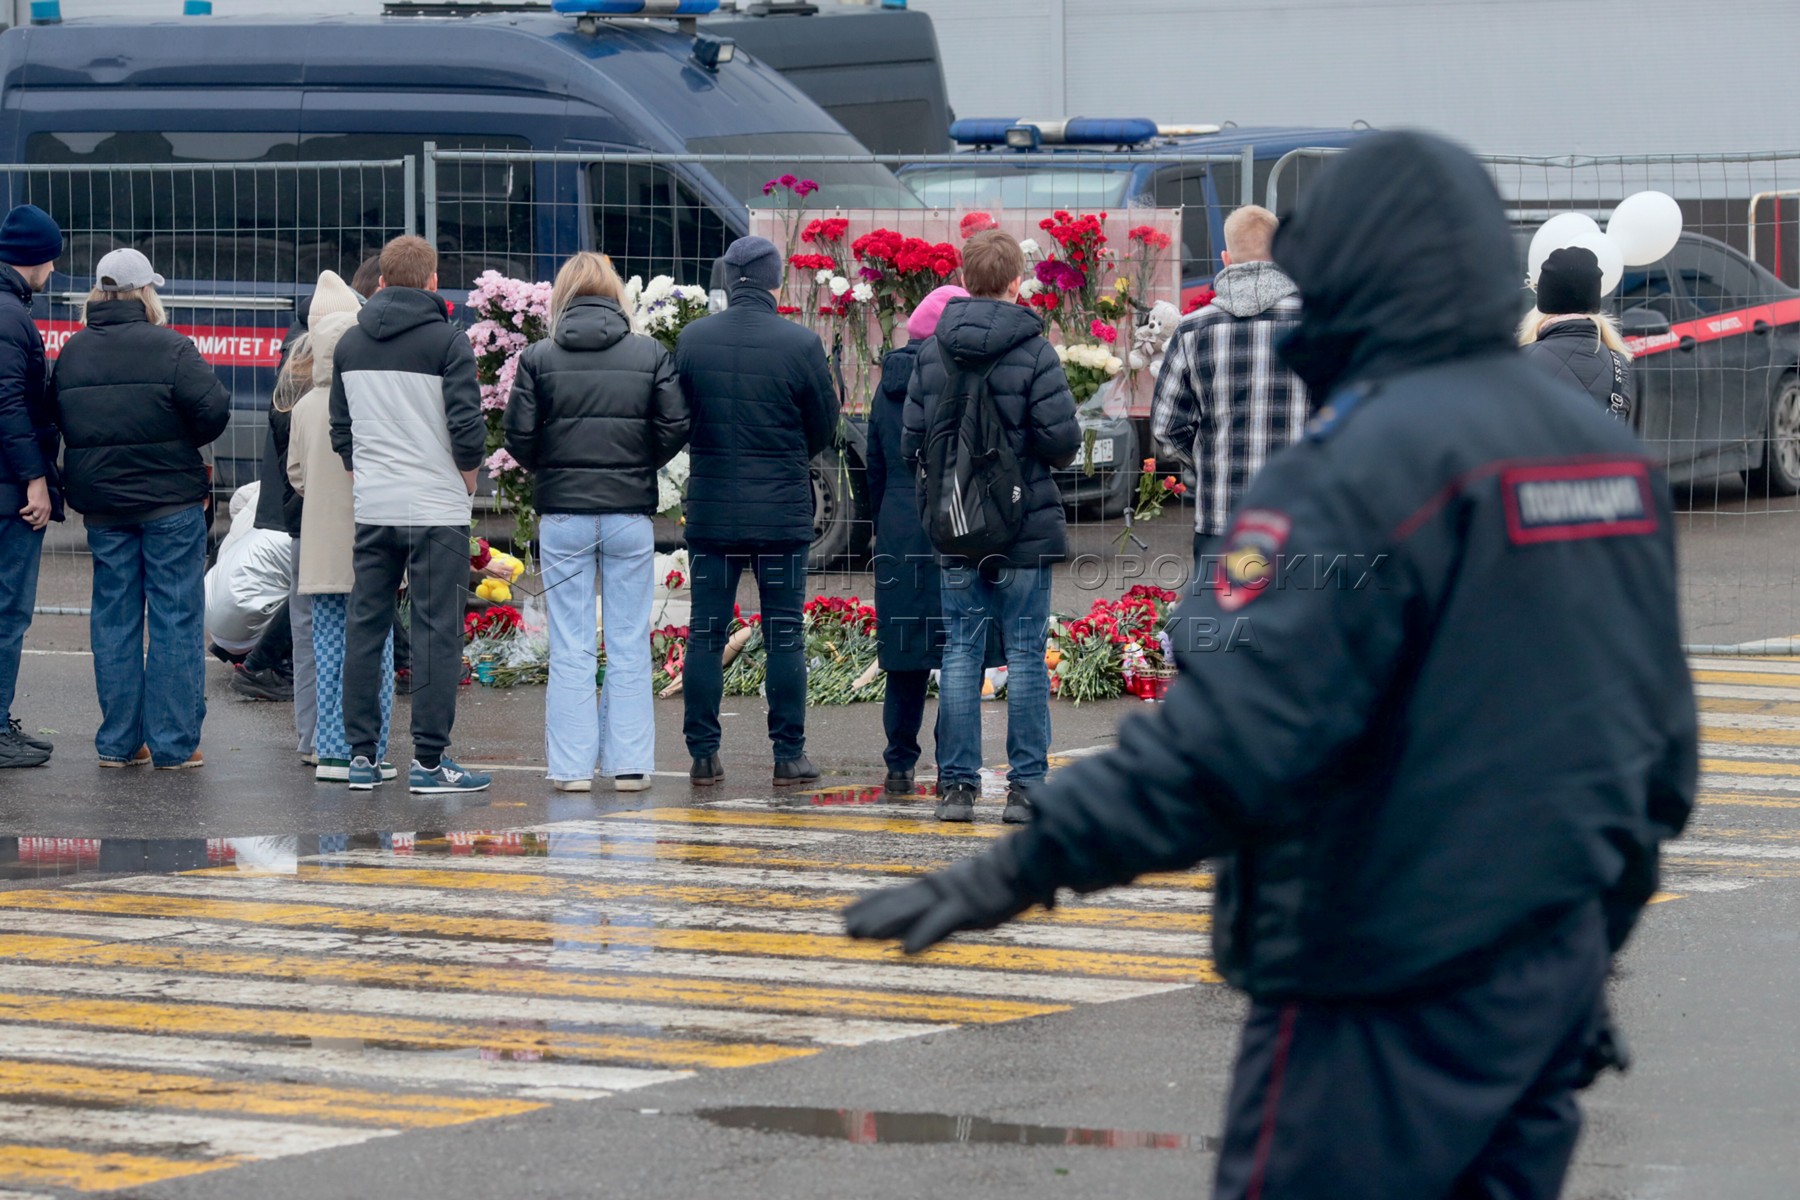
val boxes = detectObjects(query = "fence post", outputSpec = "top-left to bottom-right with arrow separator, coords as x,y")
422,141 -> 437,248
403,154 -> 417,237
1240,145 -> 1255,209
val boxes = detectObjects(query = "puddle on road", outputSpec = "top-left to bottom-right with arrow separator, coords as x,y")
694,1105 -> 1205,1150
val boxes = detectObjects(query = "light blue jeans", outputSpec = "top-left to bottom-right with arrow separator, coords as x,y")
540,512 -> 655,782
936,563 -> 1053,789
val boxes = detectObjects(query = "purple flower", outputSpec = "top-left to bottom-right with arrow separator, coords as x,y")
763,179 -> 779,195
1034,259 -> 1085,292
795,179 -> 819,197
779,173 -> 799,188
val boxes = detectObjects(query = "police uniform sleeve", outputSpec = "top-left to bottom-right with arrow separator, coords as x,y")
847,454 -> 1420,948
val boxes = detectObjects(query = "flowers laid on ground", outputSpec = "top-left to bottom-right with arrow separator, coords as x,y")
467,271 -> 552,554
1117,459 -> 1188,548
1049,585 -> 1180,704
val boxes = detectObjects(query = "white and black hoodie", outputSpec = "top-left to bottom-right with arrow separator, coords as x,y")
328,287 -> 486,527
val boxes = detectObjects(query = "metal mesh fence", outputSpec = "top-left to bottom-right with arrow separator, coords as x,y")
427,148 -> 1247,616
1,158 -> 413,614
1272,148 -> 1800,645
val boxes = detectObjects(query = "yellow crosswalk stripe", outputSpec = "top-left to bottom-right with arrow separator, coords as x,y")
1697,696 -> 1800,718
1692,669 -> 1800,690
1701,757 -> 1800,777
0,889 -> 1216,982
218,863 -> 1212,933
602,806 -> 1007,838
0,1144 -> 242,1192
0,1060 -> 540,1128
0,934 -> 1065,1025
0,992 -> 809,1070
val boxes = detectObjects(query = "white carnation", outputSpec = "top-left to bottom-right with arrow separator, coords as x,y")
829,275 -> 852,297
1019,238 -> 1042,258
815,269 -> 833,285
852,282 -> 874,303
1018,279 -> 1043,299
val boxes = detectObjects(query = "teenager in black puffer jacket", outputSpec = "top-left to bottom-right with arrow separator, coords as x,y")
52,248 -> 230,770
505,252 -> 688,794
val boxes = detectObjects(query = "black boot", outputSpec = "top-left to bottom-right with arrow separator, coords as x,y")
773,755 -> 821,787
690,754 -> 725,787
230,666 -> 294,702
884,769 -> 915,796
1002,785 -> 1035,824
935,783 -> 977,823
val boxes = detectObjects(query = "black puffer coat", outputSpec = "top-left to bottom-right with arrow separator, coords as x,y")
1523,318 -> 1633,424
52,298 -> 230,523
674,283 -> 837,546
503,296 -> 688,515
0,264 -> 62,522
253,301 -> 311,536
901,298 -> 1081,567
1006,131 -> 1695,1002
868,344 -> 941,670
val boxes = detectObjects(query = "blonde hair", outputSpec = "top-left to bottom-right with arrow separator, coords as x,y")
273,332 -> 313,414
85,284 -> 166,327
1517,310 -> 1633,361
550,252 -> 627,334
1223,205 -> 1279,262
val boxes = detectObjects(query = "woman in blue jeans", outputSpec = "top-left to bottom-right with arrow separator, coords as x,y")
51,249 -> 229,768
504,252 -> 688,792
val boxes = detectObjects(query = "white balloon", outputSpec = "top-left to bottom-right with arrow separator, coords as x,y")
1569,229 -> 1624,296
1528,212 -> 1602,285
1607,190 -> 1683,266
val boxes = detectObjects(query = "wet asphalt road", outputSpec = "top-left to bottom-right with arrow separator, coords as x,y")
2,493 -> 1800,1198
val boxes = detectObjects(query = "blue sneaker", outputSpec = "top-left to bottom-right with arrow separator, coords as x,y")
409,755 -> 491,794
347,755 -> 382,791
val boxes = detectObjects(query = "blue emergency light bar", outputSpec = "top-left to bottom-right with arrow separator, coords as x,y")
552,0 -> 722,13
29,0 -> 61,24
950,117 -> 1160,150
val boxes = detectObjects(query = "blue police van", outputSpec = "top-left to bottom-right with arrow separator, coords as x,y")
0,0 -> 927,559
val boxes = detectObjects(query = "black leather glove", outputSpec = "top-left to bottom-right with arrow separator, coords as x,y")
842,838 -> 1050,954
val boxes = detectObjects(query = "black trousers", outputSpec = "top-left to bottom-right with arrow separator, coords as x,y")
345,523 -> 467,765
881,668 -> 935,775
684,541 -> 809,762
1213,904 -> 1612,1200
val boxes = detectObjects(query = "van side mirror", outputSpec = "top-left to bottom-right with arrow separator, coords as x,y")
1619,306 -> 1671,338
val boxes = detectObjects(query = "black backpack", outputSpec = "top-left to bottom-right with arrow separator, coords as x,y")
919,341 -> 1025,559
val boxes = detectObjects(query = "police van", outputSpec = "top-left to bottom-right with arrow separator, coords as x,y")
0,0 -> 924,561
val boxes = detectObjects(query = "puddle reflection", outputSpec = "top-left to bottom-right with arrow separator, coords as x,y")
695,1105 -> 1206,1150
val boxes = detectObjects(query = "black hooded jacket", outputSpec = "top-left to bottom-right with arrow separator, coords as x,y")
900,298 -> 1082,567
503,296 -> 689,515
0,263 -> 61,522
1523,318 -> 1634,423
52,298 -> 230,524
674,283 -> 837,546
1003,131 -> 1697,1001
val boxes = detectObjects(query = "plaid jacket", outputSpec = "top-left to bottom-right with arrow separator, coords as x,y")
1151,266 -> 1308,536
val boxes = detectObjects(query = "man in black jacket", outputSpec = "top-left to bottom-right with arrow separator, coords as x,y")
848,132 -> 1697,1199
902,229 -> 1081,824
676,236 -> 836,788
0,204 -> 62,768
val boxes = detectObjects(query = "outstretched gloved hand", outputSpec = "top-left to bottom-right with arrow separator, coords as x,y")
843,838 -> 1050,954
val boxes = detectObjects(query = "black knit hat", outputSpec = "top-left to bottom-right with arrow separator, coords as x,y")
1536,246 -> 1603,315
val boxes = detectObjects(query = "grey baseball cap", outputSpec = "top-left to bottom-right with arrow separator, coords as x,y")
95,247 -> 166,292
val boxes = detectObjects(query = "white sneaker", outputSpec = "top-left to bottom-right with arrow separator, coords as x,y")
551,778 -> 593,793
613,774 -> 652,793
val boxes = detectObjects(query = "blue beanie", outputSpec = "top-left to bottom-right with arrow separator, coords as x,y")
722,235 -> 783,291
0,205 -> 64,267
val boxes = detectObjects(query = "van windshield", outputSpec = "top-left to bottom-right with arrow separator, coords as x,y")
902,165 -> 1135,211
687,133 -> 921,210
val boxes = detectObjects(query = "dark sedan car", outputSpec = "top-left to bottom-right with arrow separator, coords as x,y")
1610,232 -> 1800,494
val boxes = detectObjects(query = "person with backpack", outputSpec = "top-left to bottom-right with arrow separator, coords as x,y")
675,235 -> 837,789
902,229 -> 1081,824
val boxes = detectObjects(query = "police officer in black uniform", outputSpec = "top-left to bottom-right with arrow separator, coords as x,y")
844,131 -> 1698,1200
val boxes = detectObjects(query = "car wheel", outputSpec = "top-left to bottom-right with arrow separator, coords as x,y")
1747,373 -> 1800,497
809,449 -> 868,569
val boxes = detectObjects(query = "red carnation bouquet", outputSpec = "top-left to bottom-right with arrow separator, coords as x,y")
853,228 -> 963,313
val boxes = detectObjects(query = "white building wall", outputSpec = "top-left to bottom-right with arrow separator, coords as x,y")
911,0 -> 1800,158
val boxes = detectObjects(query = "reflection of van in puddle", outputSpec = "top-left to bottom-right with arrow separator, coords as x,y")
0,2 -> 922,519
